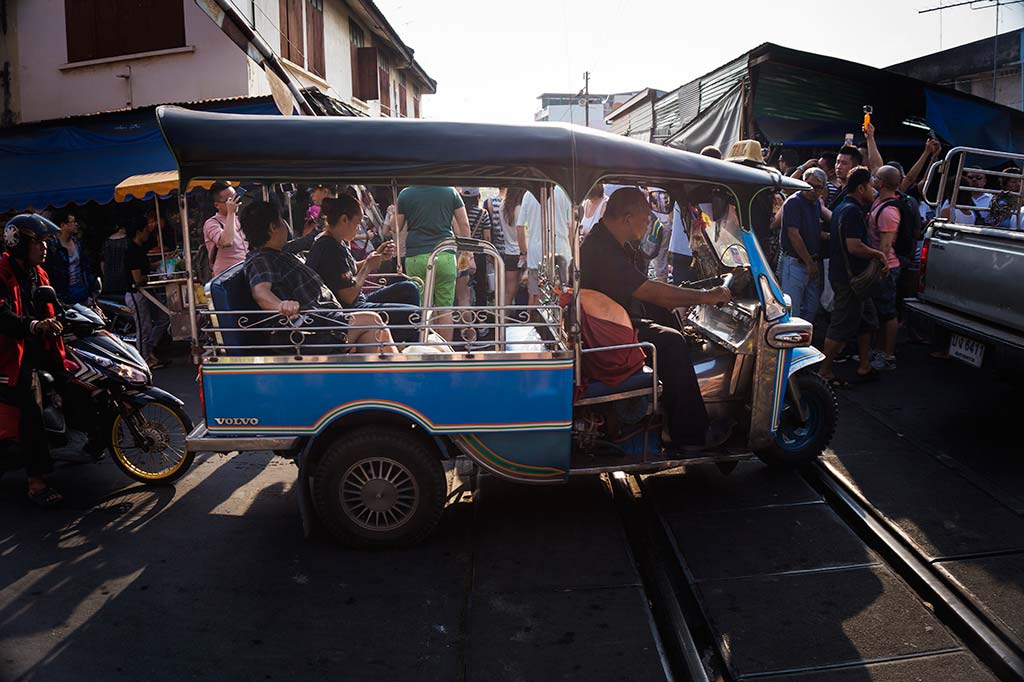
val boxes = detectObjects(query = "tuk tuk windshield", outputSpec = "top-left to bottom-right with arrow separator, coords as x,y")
706,203 -> 750,268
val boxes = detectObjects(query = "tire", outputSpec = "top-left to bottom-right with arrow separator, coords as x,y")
311,427 -> 446,548
755,371 -> 837,469
110,399 -> 195,484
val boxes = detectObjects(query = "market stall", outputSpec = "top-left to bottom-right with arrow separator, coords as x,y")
113,171 -> 224,349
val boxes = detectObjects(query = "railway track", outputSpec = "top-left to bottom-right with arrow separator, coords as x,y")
609,461 -> 1024,682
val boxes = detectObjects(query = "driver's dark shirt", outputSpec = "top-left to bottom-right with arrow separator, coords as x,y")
579,220 -> 648,320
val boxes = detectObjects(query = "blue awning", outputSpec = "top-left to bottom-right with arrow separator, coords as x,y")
0,100 -> 280,212
925,89 -> 1024,153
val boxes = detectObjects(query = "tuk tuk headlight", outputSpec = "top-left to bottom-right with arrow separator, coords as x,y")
758,275 -> 787,321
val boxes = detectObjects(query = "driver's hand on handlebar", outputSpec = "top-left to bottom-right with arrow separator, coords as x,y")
706,286 -> 733,306
278,300 -> 301,319
31,318 -> 63,336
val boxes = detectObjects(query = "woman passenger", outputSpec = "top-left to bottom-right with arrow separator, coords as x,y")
305,195 -> 421,344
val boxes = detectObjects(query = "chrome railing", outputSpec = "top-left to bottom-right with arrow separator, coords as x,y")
420,237 -> 506,344
925,146 -> 1024,230
200,304 -> 563,356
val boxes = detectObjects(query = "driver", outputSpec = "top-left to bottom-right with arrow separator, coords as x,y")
0,214 -> 67,507
580,188 -> 734,452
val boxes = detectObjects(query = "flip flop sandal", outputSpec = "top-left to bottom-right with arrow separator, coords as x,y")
27,486 -> 63,508
821,375 -> 850,389
854,368 -> 881,383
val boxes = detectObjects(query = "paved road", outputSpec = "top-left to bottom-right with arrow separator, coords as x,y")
0,344 -> 1019,681
0,359 -> 667,682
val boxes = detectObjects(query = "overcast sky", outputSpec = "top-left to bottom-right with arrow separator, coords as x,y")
375,0 -> 1024,123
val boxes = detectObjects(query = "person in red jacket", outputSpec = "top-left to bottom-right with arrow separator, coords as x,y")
0,214 -> 67,507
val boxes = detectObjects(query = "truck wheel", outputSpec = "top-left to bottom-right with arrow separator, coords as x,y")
312,427 -> 446,548
755,371 -> 837,470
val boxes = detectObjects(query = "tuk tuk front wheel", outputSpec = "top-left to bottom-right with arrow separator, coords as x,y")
312,427 -> 446,547
754,371 -> 837,469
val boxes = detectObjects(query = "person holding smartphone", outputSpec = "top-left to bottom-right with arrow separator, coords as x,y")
204,181 -> 249,279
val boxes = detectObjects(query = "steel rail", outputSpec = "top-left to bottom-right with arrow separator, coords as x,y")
609,473 -> 711,682
808,461 -> 1024,682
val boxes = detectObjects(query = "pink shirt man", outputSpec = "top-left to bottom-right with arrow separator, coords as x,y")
203,213 -> 248,278
868,198 -> 902,270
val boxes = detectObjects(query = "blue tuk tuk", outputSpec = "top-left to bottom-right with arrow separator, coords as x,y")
160,107 -> 836,547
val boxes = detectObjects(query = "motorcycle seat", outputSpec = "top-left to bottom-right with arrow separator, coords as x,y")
96,295 -> 132,315
575,366 -> 656,406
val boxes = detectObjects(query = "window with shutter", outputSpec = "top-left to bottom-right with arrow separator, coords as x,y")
378,52 -> 391,115
399,82 -> 407,117
413,94 -> 420,119
278,0 -> 304,67
354,47 -> 379,101
65,0 -> 184,63
305,0 -> 324,78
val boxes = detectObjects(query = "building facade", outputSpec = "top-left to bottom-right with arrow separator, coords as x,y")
535,92 -> 636,131
888,29 -> 1023,112
0,0 -> 435,126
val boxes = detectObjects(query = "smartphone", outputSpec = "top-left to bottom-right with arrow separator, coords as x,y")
844,133 -> 855,146
235,186 -> 248,200
927,128 -> 938,141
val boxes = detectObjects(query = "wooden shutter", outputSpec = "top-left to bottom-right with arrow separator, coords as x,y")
378,62 -> 391,115
414,95 -> 420,119
305,0 -> 325,78
355,47 -> 379,101
279,0 -> 304,66
399,82 -> 407,117
65,0 -> 184,63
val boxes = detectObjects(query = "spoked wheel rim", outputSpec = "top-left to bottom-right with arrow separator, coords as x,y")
340,457 -> 419,532
776,394 -> 821,452
111,402 -> 190,480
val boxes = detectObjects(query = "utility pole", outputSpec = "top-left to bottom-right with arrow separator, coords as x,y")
583,71 -> 590,128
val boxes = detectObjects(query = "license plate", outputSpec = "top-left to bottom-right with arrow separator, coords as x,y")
949,334 -> 985,368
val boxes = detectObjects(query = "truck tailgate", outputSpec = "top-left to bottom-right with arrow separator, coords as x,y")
923,224 -> 1024,332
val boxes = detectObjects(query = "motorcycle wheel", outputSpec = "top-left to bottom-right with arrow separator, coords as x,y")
754,371 -> 837,470
109,398 -> 194,484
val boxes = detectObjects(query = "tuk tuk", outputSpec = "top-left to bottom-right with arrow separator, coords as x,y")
160,106 -> 836,547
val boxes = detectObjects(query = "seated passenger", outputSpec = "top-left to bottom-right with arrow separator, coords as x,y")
579,187 -> 733,452
305,195 -> 421,344
239,201 -> 398,354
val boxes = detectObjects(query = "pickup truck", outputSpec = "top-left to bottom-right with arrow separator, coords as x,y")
906,147 -> 1024,369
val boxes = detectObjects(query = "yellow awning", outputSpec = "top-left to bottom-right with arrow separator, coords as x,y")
113,171 -> 223,203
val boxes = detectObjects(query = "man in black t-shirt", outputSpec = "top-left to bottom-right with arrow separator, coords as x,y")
125,221 -> 169,368
579,188 -> 733,451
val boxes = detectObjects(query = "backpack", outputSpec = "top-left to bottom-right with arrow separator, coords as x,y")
876,192 -> 921,262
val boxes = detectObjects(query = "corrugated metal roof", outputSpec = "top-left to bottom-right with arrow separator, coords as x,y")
699,55 -> 749,112
652,90 -> 680,143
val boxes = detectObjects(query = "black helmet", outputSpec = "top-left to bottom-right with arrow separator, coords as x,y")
4,213 -> 60,255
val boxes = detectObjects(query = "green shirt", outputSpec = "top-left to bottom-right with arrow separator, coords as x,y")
398,186 -> 464,257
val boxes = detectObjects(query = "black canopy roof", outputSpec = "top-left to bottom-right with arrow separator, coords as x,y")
156,106 -> 806,203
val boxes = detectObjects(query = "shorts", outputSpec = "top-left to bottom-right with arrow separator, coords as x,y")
404,251 -> 457,307
527,256 -> 569,296
826,282 -> 878,341
872,267 -> 900,322
502,253 -> 521,271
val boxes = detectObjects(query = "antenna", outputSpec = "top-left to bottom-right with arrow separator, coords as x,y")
918,0 -> 1024,103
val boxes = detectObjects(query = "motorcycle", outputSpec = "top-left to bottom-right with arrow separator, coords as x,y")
33,286 -> 195,484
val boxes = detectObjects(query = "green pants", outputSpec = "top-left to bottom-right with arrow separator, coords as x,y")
405,251 -> 456,307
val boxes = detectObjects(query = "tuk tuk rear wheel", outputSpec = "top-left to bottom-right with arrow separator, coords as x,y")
312,427 -> 446,547
754,371 -> 837,469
